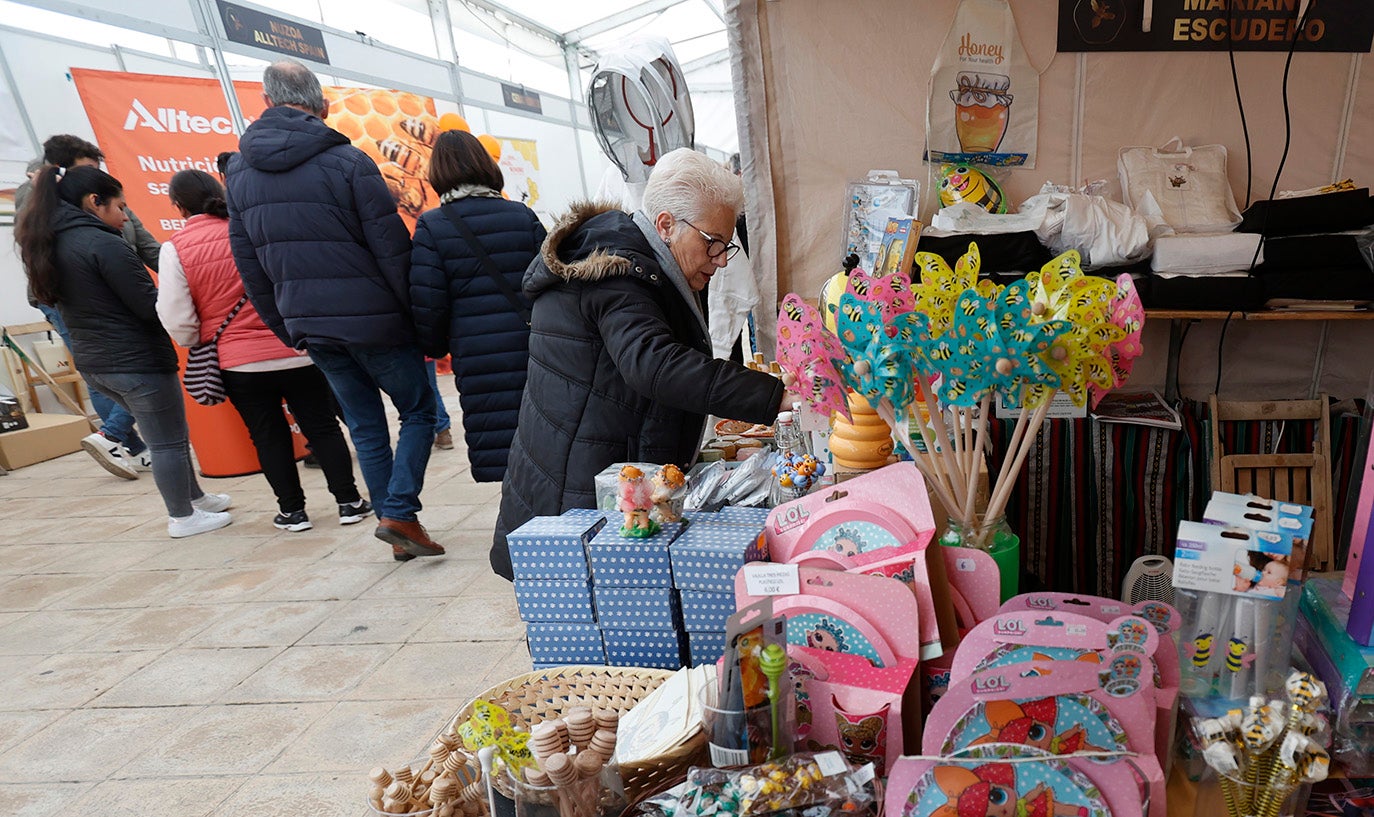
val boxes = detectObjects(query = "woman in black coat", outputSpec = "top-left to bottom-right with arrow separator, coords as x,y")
409,131 -> 546,482
15,165 -> 233,538
492,148 -> 794,579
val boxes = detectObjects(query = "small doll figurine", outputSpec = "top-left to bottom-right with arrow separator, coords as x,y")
617,465 -> 659,538
649,464 -> 686,523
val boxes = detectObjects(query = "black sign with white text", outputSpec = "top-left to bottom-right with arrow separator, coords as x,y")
502,83 -> 543,115
217,2 -> 330,64
1058,0 -> 1374,53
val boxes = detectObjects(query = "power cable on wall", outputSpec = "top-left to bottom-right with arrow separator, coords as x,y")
1215,0 -> 1312,397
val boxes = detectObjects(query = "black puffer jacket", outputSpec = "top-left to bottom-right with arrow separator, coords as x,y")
492,202 -> 784,578
409,196 -> 546,482
49,203 -> 176,374
226,106 -> 414,349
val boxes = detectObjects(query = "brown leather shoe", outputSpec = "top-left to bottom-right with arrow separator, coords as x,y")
375,519 -> 445,558
434,429 -> 454,450
391,545 -> 415,562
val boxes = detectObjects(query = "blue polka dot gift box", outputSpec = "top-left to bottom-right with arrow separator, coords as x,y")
513,580 -> 596,623
688,630 -> 726,667
561,508 -> 611,522
679,589 -> 735,631
594,586 -> 680,630
668,522 -> 767,593
716,505 -> 772,526
587,522 -> 683,588
508,515 -> 606,581
602,627 -> 684,669
526,621 -> 606,664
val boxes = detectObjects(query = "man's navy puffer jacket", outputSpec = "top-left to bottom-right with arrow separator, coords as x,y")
225,106 -> 414,349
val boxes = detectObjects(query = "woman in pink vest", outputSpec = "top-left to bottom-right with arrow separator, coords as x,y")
156,169 -> 371,533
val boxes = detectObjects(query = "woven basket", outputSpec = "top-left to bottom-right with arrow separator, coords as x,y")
451,665 -> 709,802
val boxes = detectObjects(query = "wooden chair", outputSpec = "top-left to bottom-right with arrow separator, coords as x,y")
1208,395 -> 1333,570
2,323 -> 94,426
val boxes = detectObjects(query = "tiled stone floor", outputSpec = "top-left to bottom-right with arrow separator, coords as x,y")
0,379 -> 531,816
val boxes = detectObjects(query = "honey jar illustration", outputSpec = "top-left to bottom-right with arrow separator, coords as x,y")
950,71 -> 1012,154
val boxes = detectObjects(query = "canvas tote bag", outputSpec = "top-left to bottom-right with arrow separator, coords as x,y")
1119,137 -> 1243,234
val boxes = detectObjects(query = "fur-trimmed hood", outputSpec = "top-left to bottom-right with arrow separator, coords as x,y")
523,200 -> 664,297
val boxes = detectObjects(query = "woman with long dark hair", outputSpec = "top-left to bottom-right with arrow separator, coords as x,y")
156,169 -> 371,534
409,130 -> 546,482
16,165 -> 232,537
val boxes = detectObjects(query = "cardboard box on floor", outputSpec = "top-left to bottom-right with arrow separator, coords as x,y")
0,413 -> 88,470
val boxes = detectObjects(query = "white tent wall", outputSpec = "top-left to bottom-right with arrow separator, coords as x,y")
0,0 -> 623,328
728,0 -> 1374,400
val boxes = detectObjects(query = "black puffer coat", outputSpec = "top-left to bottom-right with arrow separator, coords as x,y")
49,203 -> 176,374
492,202 -> 784,578
226,106 -> 414,349
409,196 -> 546,482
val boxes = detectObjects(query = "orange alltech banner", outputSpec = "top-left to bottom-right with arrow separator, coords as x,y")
71,68 -> 439,240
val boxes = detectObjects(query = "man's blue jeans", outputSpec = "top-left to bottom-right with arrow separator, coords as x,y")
37,304 -> 146,455
426,360 -> 453,434
308,344 -> 436,522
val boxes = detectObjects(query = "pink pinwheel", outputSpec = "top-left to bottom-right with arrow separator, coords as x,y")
777,294 -> 853,420
1089,273 -> 1145,408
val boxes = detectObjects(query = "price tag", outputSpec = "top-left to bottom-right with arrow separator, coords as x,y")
709,744 -> 749,767
815,750 -> 848,777
956,558 -> 977,573
853,763 -> 876,785
1066,624 -> 1088,637
744,564 -> 800,596
1101,605 -> 1121,614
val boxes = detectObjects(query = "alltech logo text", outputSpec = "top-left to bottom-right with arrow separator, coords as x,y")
123,100 -> 233,135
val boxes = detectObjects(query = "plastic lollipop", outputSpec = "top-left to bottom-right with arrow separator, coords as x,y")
759,643 -> 787,759
777,295 -> 852,420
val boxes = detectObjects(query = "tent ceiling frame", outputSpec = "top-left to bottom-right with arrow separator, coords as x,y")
682,47 -> 727,72
565,0 -> 689,45
452,0 -> 567,46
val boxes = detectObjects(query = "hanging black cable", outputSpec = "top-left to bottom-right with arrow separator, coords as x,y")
1215,1 -> 1312,397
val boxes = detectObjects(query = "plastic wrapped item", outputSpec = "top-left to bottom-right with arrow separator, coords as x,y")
677,752 -> 874,817
1175,584 -> 1301,704
684,461 -> 734,512
722,452 -> 778,508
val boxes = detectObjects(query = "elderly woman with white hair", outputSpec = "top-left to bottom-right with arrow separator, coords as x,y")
491,148 -> 791,578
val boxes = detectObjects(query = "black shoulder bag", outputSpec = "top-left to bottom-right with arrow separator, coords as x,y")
439,204 -> 533,327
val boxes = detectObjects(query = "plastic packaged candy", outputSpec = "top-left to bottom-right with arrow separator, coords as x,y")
676,752 -> 874,817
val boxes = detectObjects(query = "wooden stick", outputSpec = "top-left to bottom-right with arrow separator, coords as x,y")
876,400 -> 960,516
919,386 -> 967,499
961,395 -> 990,529
990,391 -> 1034,513
986,398 -> 1054,523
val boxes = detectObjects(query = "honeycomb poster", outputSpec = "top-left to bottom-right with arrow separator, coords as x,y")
71,68 -> 440,240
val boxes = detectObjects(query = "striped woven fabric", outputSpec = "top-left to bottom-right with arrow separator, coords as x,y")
182,341 -> 226,405
983,398 -> 1362,598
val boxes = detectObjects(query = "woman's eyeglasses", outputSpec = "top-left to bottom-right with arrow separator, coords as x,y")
680,218 -> 741,260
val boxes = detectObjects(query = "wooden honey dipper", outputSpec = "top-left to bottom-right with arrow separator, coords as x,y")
529,721 -> 567,761
369,767 -> 394,808
588,729 -> 617,760
573,749 -> 603,780
592,708 -> 619,734
564,709 -> 595,751
542,753 -> 586,817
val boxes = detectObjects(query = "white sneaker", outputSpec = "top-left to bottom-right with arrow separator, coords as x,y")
191,492 -> 233,513
81,433 -> 138,480
168,508 -> 232,538
130,449 -> 152,472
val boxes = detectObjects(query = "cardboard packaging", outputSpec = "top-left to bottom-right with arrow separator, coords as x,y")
0,412 -> 87,470
587,522 -> 683,587
669,523 -> 767,593
513,580 -> 596,623
594,586 -> 679,630
602,627 -> 683,669
0,393 -> 27,433
526,622 -> 605,664
507,515 -> 606,581
679,589 -> 735,631
687,630 -> 724,666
